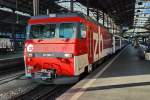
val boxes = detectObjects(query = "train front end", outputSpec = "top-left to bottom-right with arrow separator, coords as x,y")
24,14 -> 86,84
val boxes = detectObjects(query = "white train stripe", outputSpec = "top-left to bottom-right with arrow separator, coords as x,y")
101,48 -> 113,58
74,54 -> 89,75
73,47 -> 113,75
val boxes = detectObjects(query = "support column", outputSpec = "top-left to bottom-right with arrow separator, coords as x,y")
11,25 -> 16,51
112,24 -> 114,34
120,38 -> 122,49
106,15 -> 109,28
87,0 -> 89,16
113,36 -> 116,53
16,0 -> 19,24
70,0 -> 74,12
102,12 -> 105,26
47,9 -> 49,15
145,37 -> 147,43
96,9 -> 99,22
33,0 -> 39,16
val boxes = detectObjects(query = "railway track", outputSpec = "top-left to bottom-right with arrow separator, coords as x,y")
0,71 -> 24,85
0,67 -> 23,76
0,57 -> 24,85
0,64 -> 24,85
13,85 -> 72,100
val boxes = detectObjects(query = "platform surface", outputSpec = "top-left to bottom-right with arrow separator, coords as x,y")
58,45 -> 150,100
0,51 -> 23,60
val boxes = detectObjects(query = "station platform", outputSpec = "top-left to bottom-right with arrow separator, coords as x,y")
58,45 -> 150,100
0,51 -> 23,61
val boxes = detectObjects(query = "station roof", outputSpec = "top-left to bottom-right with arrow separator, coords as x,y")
0,0 -> 63,15
0,0 -> 136,27
0,0 -> 64,32
78,0 -> 136,27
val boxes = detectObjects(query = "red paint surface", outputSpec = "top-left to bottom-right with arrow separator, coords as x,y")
25,15 -> 112,77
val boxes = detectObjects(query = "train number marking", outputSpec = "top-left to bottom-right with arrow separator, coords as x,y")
93,33 -> 99,61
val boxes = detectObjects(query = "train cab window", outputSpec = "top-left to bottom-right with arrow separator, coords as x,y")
59,23 -> 76,38
29,24 -> 57,39
28,23 -> 77,39
79,23 -> 86,39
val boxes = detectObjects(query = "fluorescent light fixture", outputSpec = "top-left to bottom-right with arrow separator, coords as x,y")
0,7 -> 13,12
15,11 -> 31,17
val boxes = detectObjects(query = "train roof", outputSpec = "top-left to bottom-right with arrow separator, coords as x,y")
31,12 -> 108,30
31,12 -> 85,19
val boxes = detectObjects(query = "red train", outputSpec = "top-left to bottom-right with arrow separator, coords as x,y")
24,12 -> 128,84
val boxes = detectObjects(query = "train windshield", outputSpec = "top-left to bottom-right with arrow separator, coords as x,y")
28,23 -> 76,39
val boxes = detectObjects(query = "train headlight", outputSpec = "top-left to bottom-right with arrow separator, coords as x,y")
27,44 -> 34,52
64,53 -> 73,58
28,53 -> 33,57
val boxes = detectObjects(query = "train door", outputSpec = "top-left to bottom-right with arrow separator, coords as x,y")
112,35 -> 116,53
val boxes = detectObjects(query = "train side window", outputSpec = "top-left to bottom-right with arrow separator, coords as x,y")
79,23 -> 86,38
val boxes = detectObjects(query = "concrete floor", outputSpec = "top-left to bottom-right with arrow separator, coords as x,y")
58,45 -> 150,100
0,73 -> 39,100
0,51 -> 23,69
